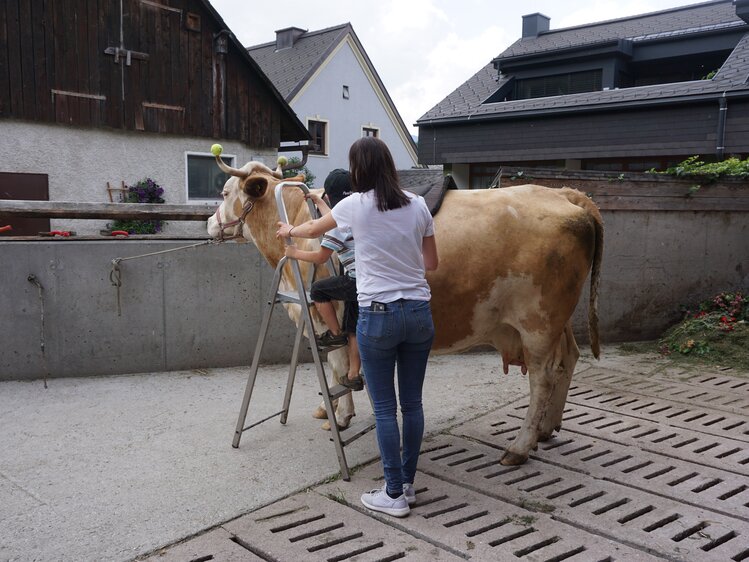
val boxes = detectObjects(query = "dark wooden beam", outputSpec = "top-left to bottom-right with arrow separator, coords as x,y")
0,200 -> 215,220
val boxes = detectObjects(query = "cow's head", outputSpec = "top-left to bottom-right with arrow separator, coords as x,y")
207,156 -> 304,242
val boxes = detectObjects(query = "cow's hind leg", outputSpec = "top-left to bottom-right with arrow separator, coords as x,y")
538,323 -> 579,441
318,348 -> 355,430
501,340 -> 558,465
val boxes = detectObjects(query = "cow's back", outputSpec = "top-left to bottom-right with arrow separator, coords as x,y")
427,185 -> 597,353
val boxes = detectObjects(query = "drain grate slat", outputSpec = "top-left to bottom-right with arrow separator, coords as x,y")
488,527 -> 536,547
447,453 -> 484,467
513,536 -> 560,557
465,518 -> 510,538
270,514 -> 325,533
422,502 -> 469,519
289,522 -> 345,542
307,532 -> 363,552
643,513 -> 682,532
443,510 -> 489,528
543,545 -> 587,561
327,541 -> 388,562
617,505 -> 655,524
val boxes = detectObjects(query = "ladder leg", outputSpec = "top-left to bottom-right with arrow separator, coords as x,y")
232,265 -> 284,448
296,282 -> 351,480
280,319 -> 305,424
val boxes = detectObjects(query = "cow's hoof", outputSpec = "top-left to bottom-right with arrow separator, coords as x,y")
312,406 -> 327,420
320,419 -> 352,432
554,424 -> 562,432
500,450 -> 528,465
538,431 -> 553,442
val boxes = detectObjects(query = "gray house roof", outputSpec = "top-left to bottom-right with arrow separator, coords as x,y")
418,0 -> 749,126
247,24 -> 351,101
247,24 -> 417,155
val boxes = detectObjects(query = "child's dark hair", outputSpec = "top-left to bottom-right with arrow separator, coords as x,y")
348,137 -> 410,211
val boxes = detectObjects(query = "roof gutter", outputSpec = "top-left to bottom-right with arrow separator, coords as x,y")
417,88 -> 749,128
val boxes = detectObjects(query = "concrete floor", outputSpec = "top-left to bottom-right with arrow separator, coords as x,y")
2,346 -> 747,561
0,351 -> 527,561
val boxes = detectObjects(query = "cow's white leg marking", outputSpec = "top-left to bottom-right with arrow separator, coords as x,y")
501,335 -> 559,465
539,323 -> 579,440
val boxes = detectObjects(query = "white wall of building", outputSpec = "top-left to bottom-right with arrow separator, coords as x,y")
1,120 -> 276,235
287,37 -> 417,186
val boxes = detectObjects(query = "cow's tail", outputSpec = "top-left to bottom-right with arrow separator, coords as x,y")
562,189 -> 603,359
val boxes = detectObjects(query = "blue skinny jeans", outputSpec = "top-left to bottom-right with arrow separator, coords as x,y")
357,299 -> 435,496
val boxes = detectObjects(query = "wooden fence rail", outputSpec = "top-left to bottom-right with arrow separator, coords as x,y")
0,201 -> 215,221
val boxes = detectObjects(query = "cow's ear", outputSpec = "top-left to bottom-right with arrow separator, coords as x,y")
242,176 -> 267,198
287,173 -> 305,183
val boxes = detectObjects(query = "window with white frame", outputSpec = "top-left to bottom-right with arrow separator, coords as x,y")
185,152 -> 235,201
362,126 -> 379,138
308,119 -> 328,155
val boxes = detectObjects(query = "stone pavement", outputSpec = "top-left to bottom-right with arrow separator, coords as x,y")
1,347 -> 747,561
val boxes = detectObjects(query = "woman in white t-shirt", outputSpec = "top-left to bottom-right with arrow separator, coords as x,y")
276,137 -> 438,518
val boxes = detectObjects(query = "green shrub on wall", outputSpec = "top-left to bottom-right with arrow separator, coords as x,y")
648,155 -> 749,181
283,157 -> 316,188
109,178 -> 166,234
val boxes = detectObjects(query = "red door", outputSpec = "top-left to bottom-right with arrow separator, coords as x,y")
0,173 -> 50,236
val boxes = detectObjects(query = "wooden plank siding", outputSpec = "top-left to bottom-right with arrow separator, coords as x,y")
496,168 -> 749,211
0,0 -> 305,147
418,102 -> 749,165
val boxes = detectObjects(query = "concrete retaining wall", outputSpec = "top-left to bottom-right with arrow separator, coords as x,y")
1,206 -> 747,381
1,240 -> 303,380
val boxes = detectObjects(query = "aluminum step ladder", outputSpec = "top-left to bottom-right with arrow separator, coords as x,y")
231,180 -> 375,481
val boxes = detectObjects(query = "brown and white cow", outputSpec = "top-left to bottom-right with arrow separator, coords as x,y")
208,158 -> 603,465
208,158 -> 355,431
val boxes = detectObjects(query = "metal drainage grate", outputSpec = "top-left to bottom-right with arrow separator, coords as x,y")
573,371 -> 749,413
318,465 -> 662,562
566,383 -> 748,431
530,403 -> 749,475
457,411 -> 749,522
418,435 -> 749,561
222,491 -> 463,561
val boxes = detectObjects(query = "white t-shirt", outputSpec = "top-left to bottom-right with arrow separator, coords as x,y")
331,190 -> 434,307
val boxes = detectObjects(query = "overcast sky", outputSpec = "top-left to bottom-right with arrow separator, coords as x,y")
211,0 -> 705,135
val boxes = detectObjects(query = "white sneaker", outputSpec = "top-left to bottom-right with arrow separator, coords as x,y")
360,486 -> 410,517
403,483 -> 416,505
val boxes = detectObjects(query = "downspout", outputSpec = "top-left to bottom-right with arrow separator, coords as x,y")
716,92 -> 728,161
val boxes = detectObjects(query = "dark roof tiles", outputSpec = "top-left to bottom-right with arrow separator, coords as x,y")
418,1 -> 749,125
501,0 -> 737,59
248,24 -> 350,99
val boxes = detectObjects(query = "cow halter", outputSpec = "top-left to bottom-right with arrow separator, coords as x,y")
214,198 -> 254,241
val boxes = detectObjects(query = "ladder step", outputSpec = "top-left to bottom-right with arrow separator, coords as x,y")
335,417 -> 377,447
276,290 -> 313,305
325,384 -> 362,400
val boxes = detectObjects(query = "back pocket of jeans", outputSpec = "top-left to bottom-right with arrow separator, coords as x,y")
359,310 -> 392,342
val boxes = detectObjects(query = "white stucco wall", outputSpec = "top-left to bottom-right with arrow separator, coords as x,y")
1,120 -> 276,235
285,37 -> 417,187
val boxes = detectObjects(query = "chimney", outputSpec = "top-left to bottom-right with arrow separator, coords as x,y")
275,27 -> 306,50
736,0 -> 749,24
522,13 -> 550,39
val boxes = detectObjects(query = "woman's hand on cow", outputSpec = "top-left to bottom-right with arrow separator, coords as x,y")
276,222 -> 293,239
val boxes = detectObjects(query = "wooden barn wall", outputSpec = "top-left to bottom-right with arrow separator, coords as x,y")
418,102 -> 738,164
0,0 -> 288,148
